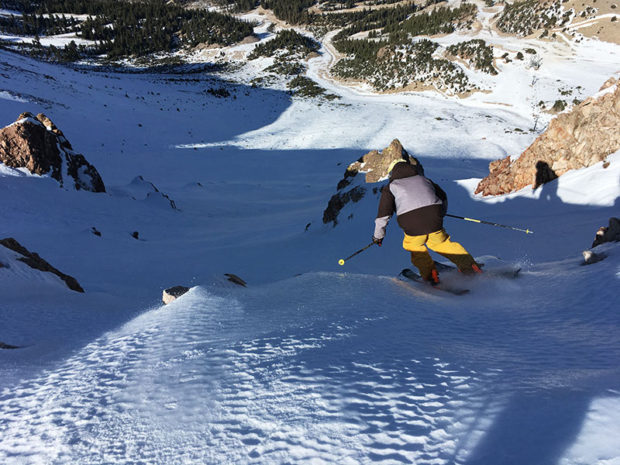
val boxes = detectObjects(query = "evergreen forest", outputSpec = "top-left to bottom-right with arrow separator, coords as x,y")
0,0 -> 254,59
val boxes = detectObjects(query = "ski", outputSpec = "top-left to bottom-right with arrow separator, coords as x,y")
399,268 -> 470,296
434,261 -> 521,279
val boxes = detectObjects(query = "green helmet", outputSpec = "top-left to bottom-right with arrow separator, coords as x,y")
387,158 -> 408,175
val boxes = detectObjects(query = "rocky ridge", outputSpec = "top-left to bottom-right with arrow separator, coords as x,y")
323,139 -> 423,225
0,112 -> 105,193
0,237 -> 84,293
476,76 -> 620,196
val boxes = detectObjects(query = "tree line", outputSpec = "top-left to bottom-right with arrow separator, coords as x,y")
496,0 -> 567,37
383,3 -> 476,38
333,38 -> 472,93
329,3 -> 421,40
329,3 -> 480,93
248,29 -> 319,59
0,11 -> 79,36
0,0 -> 254,59
446,39 -> 497,75
208,0 -> 317,24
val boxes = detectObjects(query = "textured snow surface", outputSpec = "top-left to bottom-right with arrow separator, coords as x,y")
2,267 -> 619,465
0,38 -> 619,465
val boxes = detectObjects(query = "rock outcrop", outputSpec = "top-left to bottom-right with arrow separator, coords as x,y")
581,217 -> 619,265
346,139 -> 424,184
592,217 -> 620,248
0,342 -> 21,350
163,286 -> 190,304
109,175 -> 178,210
0,112 -> 105,192
476,76 -> 620,196
582,250 -> 606,265
323,139 -> 423,225
0,237 -> 84,292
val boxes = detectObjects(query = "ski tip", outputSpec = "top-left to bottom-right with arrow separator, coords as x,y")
224,273 -> 247,287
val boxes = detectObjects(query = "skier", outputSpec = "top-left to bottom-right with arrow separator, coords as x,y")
372,159 -> 481,285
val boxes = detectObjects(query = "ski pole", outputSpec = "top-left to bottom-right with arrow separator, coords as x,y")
338,242 -> 375,266
446,214 -> 533,234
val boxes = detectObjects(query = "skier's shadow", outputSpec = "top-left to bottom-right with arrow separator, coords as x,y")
533,161 -> 560,203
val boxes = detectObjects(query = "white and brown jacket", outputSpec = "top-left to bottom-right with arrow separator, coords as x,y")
374,163 -> 447,239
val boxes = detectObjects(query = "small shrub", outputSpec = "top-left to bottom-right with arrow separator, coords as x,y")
289,76 -> 339,100
552,99 -> 566,112
249,29 -> 319,59
206,87 -> 231,98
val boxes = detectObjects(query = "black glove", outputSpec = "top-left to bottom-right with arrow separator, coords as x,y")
372,236 -> 383,246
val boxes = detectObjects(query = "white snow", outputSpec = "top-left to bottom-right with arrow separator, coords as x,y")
0,90 -> 28,102
457,150 -> 620,207
0,31 -> 95,47
0,19 -> 619,465
0,9 -> 20,17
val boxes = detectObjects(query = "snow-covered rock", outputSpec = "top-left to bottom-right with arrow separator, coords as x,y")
0,112 -> 105,193
476,76 -> 620,196
0,237 -> 84,293
162,285 -> 190,304
109,175 -> 178,210
582,249 -> 607,265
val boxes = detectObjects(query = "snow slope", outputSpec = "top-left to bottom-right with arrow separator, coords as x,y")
2,266 -> 620,465
1,45 -> 619,464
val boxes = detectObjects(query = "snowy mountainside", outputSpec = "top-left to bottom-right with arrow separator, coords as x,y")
1,32 -> 620,465
3,0 -> 620,111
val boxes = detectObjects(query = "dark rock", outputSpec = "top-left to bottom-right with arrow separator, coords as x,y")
582,250 -> 607,265
592,217 -> 620,248
131,231 -> 140,240
0,342 -> 21,349
0,113 -> 105,192
0,237 -> 84,292
66,152 -> 106,192
323,186 -> 366,225
163,285 -> 190,304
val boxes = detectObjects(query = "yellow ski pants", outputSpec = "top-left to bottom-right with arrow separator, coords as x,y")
402,229 -> 477,281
